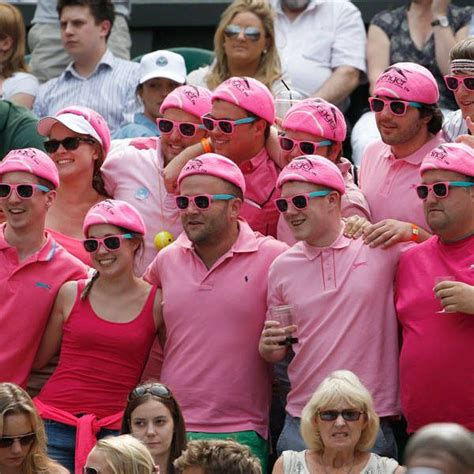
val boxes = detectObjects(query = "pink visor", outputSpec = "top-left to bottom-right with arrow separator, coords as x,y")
160,85 -> 212,118
420,143 -> 474,178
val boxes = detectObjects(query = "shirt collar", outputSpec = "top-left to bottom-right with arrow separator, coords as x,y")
386,133 -> 445,165
64,49 -> 114,79
300,223 -> 350,260
239,147 -> 269,175
274,0 -> 321,14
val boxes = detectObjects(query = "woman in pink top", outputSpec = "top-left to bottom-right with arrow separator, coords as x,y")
32,199 -> 162,474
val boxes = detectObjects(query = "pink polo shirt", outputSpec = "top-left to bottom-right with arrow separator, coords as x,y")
239,147 -> 281,237
277,158 -> 371,245
396,235 -> 474,433
268,226 -> 403,418
101,137 -> 183,275
144,220 -> 288,438
359,134 -> 445,228
0,225 -> 88,387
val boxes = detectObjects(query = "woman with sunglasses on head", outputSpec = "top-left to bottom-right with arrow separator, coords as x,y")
187,0 -> 289,96
32,199 -> 162,474
272,371 -> 404,474
121,383 -> 186,474
0,383 -> 67,474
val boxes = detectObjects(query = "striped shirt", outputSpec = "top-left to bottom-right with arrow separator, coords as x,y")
443,109 -> 468,142
33,50 -> 140,133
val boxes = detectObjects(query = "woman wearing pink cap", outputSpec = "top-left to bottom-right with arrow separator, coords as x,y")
36,106 -> 111,265
32,199 -> 162,474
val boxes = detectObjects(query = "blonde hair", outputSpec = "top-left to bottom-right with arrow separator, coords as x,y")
0,2 -> 29,78
94,435 -> 156,474
206,0 -> 282,91
300,370 -> 379,452
0,383 -> 64,474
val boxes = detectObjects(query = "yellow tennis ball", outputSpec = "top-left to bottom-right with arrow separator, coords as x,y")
154,231 -> 174,250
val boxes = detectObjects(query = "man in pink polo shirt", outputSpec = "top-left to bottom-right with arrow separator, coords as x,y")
396,142 -> 474,434
260,156 -> 403,458
0,148 -> 87,388
144,153 -> 287,470
353,62 -> 445,248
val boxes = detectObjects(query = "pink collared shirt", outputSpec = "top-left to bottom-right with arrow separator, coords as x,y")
359,134 -> 445,228
239,147 -> 281,237
268,227 -> 403,418
144,220 -> 288,438
0,225 -> 88,387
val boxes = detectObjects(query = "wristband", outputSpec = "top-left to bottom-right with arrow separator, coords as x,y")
200,138 -> 212,154
410,223 -> 420,242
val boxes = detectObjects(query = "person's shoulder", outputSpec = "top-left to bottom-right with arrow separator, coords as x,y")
253,232 -> 289,254
51,240 -> 89,273
399,236 -> 437,264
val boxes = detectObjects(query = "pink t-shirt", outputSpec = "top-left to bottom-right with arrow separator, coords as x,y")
0,225 -> 88,387
239,148 -> 281,238
396,235 -> 474,433
144,220 -> 288,438
268,227 -> 403,418
359,134 -> 445,228
277,158 -> 371,245
46,228 -> 92,266
101,138 -> 183,275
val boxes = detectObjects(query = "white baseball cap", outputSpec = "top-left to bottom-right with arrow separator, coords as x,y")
139,50 -> 187,85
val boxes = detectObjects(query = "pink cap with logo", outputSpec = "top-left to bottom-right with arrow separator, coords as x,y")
277,155 -> 346,194
211,76 -> 275,124
283,98 -> 347,142
373,62 -> 439,104
0,148 -> 60,188
177,153 -> 246,194
37,106 -> 111,157
160,85 -> 212,119
83,199 -> 146,236
420,143 -> 474,178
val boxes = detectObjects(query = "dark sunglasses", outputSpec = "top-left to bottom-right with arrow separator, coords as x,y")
0,433 -> 36,448
279,136 -> 333,155
318,410 -> 365,422
44,136 -> 96,153
83,468 -> 100,474
201,114 -> 257,134
415,181 -> 474,200
368,97 -> 423,116
274,190 -> 331,213
224,24 -> 262,42
157,118 -> 205,137
176,194 -> 236,210
83,233 -> 133,253
444,75 -> 474,91
0,183 -> 50,199
129,383 -> 172,401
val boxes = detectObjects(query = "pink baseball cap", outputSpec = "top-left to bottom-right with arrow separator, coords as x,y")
420,143 -> 474,178
37,106 -> 111,157
160,85 -> 212,118
283,98 -> 347,142
373,62 -> 439,104
0,148 -> 60,188
277,155 -> 346,194
211,76 -> 275,124
177,153 -> 246,194
83,199 -> 146,236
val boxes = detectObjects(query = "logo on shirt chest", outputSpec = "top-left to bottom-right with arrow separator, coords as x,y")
35,282 -> 52,290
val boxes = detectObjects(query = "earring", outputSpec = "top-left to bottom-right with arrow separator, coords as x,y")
263,49 -> 268,54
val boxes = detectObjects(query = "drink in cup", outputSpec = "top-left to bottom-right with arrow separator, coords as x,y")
270,304 -> 298,346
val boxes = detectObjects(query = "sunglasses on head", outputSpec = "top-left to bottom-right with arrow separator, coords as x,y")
129,383 -> 172,401
317,410 -> 365,422
368,97 -> 423,116
83,233 -> 133,253
176,194 -> 236,211
0,433 -> 36,448
279,136 -> 333,155
224,24 -> 262,42
443,75 -> 474,91
274,190 -> 331,213
201,114 -> 257,134
44,136 -> 96,153
415,181 -> 474,200
0,183 -> 50,199
83,468 -> 100,474
157,118 -> 205,137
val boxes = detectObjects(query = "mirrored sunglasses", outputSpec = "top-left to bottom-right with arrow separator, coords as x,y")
274,190 -> 331,213
0,183 -> 50,199
224,24 -> 262,42
415,181 -> 474,200
0,433 -> 36,448
443,75 -> 474,91
201,114 -> 257,134
368,97 -> 423,116
279,136 -> 333,155
44,136 -> 96,153
176,194 -> 236,210
317,410 -> 365,422
157,118 -> 205,137
83,233 -> 133,253
129,383 -> 172,401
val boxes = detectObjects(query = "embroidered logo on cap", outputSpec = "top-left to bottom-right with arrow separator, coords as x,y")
288,157 -> 317,174
228,77 -> 251,97
378,66 -> 411,92
184,158 -> 205,172
183,86 -> 200,105
429,145 -> 450,165
156,56 -> 168,67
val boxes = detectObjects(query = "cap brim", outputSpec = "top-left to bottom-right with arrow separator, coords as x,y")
37,114 -> 103,145
140,71 -> 186,85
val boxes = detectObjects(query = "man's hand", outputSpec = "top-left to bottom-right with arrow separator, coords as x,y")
434,281 -> 474,314
363,219 -> 412,248
343,215 -> 371,240
258,320 -> 296,362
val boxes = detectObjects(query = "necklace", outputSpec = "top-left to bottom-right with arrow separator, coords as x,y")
319,453 -> 355,474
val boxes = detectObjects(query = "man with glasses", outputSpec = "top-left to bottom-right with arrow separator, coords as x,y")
396,142 -> 474,435
144,153 -> 287,471
259,155 -> 403,458
0,148 -> 87,388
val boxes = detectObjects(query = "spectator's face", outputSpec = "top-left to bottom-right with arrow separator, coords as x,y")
139,78 -> 181,121
0,413 -> 34,471
281,128 -> 338,164
451,72 -> 474,121
60,5 -> 110,59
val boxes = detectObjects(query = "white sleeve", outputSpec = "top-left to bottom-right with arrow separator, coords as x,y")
3,72 -> 40,99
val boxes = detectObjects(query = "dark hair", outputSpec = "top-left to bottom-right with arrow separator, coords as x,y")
222,182 -> 244,202
121,382 -> 187,474
419,105 -> 443,134
449,37 -> 474,62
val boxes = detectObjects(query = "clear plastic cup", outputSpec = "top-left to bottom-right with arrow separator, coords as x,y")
269,304 -> 298,346
434,276 -> 455,313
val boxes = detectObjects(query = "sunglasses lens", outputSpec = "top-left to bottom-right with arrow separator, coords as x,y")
84,468 -> 99,474
224,24 -> 240,38
17,185 -> 34,198
0,434 -> 35,448
202,117 -> 214,131
0,438 -> 14,448
416,185 -> 429,199
342,410 -> 361,421
20,434 -> 35,446
244,27 -> 261,41
104,236 -> 121,250
0,184 -> 11,198
445,76 -> 459,91
275,199 -> 289,212
83,239 -> 99,253
279,137 -> 294,151
464,77 -> 474,91
179,123 -> 197,137
194,195 -> 211,209
150,385 -> 172,398
292,195 -> 308,209
218,121 -> 233,134
44,140 -> 60,153
319,410 -> 337,421
158,119 -> 174,134
62,137 -> 81,150
299,142 -> 316,154
176,196 -> 189,210
433,183 -> 448,198
390,101 -> 406,115
370,98 -> 384,112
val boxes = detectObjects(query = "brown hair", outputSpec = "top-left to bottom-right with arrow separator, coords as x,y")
449,37 -> 474,62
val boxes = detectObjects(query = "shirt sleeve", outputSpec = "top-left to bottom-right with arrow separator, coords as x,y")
370,9 -> 396,37
3,73 -> 40,99
12,113 -> 46,152
449,5 -> 473,32
32,82 -> 49,118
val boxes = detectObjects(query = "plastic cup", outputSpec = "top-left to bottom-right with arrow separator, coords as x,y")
269,305 -> 298,345
434,276 -> 455,313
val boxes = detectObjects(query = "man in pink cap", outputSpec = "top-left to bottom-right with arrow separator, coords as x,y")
396,142 -> 474,435
144,153 -> 287,470
0,147 -> 87,388
260,155 -> 404,458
